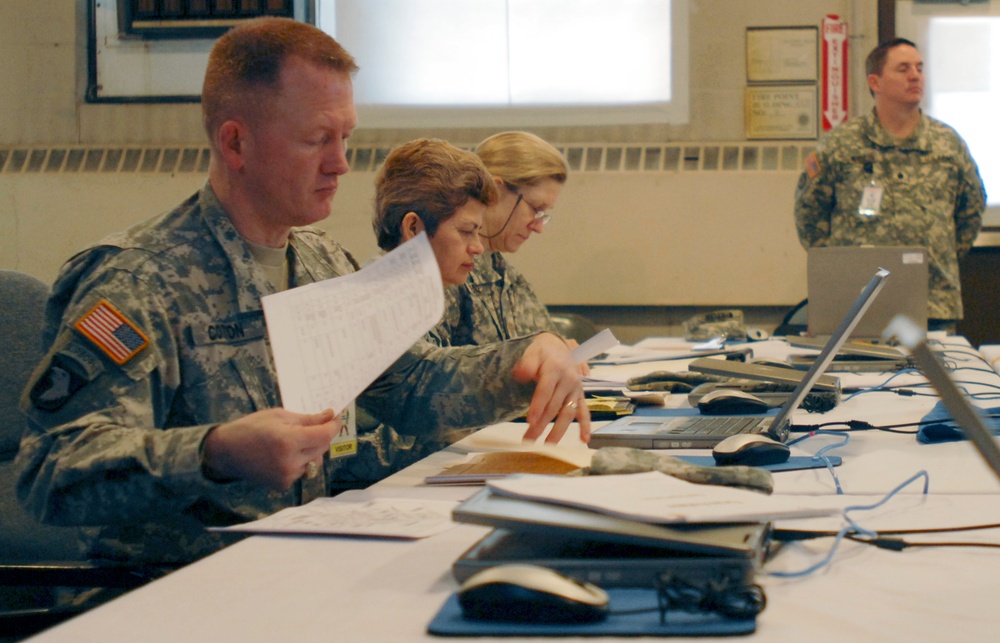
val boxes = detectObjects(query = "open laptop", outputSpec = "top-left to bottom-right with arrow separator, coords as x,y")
589,268 -> 890,449
808,246 -> 927,340
888,316 -> 1000,482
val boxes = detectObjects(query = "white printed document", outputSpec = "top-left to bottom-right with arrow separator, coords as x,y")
589,337 -> 737,366
486,471 -> 849,524
262,233 -> 443,415
211,497 -> 457,539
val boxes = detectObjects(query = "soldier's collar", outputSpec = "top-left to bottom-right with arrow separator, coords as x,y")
199,183 -> 276,312
867,109 -> 929,151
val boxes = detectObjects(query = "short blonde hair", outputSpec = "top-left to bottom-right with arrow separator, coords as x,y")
474,131 -> 568,188
373,138 -> 498,251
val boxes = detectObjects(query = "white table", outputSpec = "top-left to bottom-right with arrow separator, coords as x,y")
27,337 -> 1000,642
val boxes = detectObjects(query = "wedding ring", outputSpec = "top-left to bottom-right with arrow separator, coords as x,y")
304,461 -> 320,480
566,400 -> 579,411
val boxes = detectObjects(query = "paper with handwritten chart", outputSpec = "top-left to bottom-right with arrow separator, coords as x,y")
211,497 -> 458,539
262,232 -> 444,415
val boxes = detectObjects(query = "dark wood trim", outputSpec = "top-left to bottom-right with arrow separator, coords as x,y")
878,0 -> 896,43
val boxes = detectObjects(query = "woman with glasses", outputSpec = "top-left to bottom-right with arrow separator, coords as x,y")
336,137 -> 584,491
428,131 -> 569,347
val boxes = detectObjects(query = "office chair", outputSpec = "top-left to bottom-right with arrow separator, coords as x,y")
0,270 -> 155,640
549,312 -> 599,345
772,298 -> 808,337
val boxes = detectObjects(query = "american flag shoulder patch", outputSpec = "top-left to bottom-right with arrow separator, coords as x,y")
74,299 -> 150,365
804,151 -> 821,179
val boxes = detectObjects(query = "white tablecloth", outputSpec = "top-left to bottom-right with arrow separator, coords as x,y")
29,337 -> 1000,642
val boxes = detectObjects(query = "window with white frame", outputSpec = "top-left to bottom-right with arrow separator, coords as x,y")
897,1 -> 1000,226
315,0 -> 689,128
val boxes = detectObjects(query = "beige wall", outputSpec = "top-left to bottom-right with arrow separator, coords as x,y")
0,1 -> 879,335
0,1 -> 876,147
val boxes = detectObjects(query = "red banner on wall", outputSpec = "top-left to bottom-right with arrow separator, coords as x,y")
821,14 -> 848,131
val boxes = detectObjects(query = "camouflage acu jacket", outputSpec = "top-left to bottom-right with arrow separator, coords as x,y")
794,110 -> 986,320
16,183 -> 534,566
428,251 -> 556,346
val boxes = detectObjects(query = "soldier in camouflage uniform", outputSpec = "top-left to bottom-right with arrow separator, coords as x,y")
794,38 -> 985,325
335,138 -> 499,489
15,18 -> 589,568
428,132 -> 567,347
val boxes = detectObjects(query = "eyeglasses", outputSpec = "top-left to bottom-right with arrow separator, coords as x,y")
506,182 -> 551,226
479,184 -> 551,240
518,193 -> 551,226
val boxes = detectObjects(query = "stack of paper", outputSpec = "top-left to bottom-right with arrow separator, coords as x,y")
484,471 -> 849,524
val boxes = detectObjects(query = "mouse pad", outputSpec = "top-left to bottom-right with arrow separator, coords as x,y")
917,401 -> 1000,444
427,588 -> 756,637
673,455 -> 842,472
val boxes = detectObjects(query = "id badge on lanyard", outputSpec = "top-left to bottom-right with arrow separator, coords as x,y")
858,161 -> 883,218
330,401 -> 357,459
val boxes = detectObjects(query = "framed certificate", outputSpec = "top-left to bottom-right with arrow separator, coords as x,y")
746,26 -> 818,83
745,85 -> 818,140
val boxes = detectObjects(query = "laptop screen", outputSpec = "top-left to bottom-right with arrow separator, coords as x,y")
768,269 -> 890,439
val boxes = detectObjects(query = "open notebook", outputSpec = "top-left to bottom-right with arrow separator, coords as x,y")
589,269 -> 890,449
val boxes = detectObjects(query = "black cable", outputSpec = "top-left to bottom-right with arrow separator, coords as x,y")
609,580 -> 766,621
870,379 -> 1000,397
844,535 -> 1000,551
776,521 -> 1000,552
791,412 -> 1000,435
789,419 -> 915,434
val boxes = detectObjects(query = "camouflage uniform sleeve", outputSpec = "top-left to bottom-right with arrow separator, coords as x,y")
793,146 -> 837,250
952,139 -> 986,258
425,286 -> 462,347
16,256 -> 220,527
358,336 -> 536,436
505,263 -> 558,335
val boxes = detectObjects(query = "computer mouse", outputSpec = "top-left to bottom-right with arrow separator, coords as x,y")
697,388 -> 770,415
712,433 -> 791,466
457,564 -> 610,624
746,328 -> 770,341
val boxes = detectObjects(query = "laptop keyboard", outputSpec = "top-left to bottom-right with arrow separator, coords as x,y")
670,416 -> 765,435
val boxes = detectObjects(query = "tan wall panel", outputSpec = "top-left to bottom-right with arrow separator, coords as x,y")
2,168 -> 806,308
